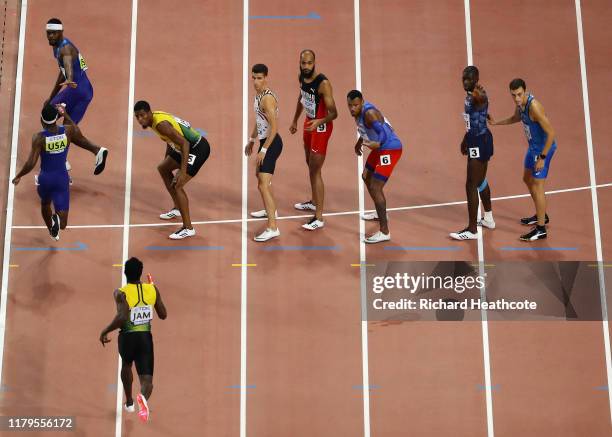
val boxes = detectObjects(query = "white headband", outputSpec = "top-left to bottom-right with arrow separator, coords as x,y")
41,113 -> 58,124
46,23 -> 63,31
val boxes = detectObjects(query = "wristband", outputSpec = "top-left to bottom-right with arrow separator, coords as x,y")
260,147 -> 268,154
249,137 -> 257,143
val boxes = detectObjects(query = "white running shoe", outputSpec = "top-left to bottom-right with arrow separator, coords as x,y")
136,393 -> 149,423
302,218 -> 324,231
364,231 -> 391,244
477,218 -> 496,229
250,209 -> 278,218
449,229 -> 478,240
50,213 -> 60,241
361,211 -> 379,220
94,147 -> 108,175
254,228 -> 280,242
160,208 -> 181,220
169,227 -> 195,240
294,200 -> 316,211
124,402 -> 135,413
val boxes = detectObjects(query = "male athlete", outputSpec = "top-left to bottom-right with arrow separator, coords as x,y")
12,104 -> 108,240
134,101 -> 211,240
99,257 -> 167,423
488,78 -> 557,241
347,90 -> 402,244
450,66 -> 495,241
289,49 -> 338,230
45,18 -> 105,183
245,64 -> 283,242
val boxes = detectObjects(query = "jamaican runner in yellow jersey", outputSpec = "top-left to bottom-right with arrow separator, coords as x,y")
99,257 -> 167,422
133,100 -> 211,240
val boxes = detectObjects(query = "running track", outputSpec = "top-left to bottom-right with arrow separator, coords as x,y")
0,1 -> 611,436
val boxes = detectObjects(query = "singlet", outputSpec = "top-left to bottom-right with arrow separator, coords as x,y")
40,126 -> 69,173
151,111 -> 202,153
356,102 -> 402,151
53,38 -> 89,83
254,89 -> 278,140
463,89 -> 489,137
119,283 -> 157,333
300,73 -> 329,120
520,94 -> 555,153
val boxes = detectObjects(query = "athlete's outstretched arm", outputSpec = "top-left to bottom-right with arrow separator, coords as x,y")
12,134 -> 43,184
289,93 -> 304,134
489,106 -> 520,126
99,290 -> 130,346
59,45 -> 77,88
530,100 -> 555,156
153,286 -> 167,320
47,71 -> 64,103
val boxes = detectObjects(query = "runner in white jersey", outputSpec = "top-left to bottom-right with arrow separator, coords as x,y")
245,64 -> 283,242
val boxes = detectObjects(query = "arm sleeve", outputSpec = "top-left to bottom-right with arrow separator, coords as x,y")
371,120 -> 388,145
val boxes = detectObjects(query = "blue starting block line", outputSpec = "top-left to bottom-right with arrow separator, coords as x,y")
500,247 -> 577,251
250,11 -> 320,20
262,245 -> 339,251
352,384 -> 381,390
384,246 -> 462,251
13,242 -> 88,251
228,384 -> 256,389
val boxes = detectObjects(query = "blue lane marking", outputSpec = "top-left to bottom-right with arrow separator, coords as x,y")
250,11 -> 320,20
145,245 -> 224,251
500,247 -> 577,251
134,128 -> 207,137
352,384 -> 381,390
384,246 -> 461,251
595,385 -> 608,391
13,242 -> 88,251
228,385 -> 256,389
476,384 -> 500,391
263,246 -> 339,251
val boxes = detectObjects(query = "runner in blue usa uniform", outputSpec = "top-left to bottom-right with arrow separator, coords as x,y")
489,78 -> 557,241
450,66 -> 496,241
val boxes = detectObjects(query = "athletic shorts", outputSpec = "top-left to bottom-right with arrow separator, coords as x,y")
303,118 -> 333,155
118,331 -> 154,376
37,170 -> 70,211
524,143 -> 556,179
365,148 -> 402,182
258,134 -> 283,174
464,130 -> 494,162
50,76 -> 93,124
166,136 -> 211,177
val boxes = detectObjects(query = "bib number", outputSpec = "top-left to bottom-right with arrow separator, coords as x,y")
468,147 -> 480,159
45,135 -> 68,154
130,305 -> 153,326
316,123 -> 327,133
188,153 -> 196,165
78,53 -> 88,71
463,113 -> 471,132
379,154 -> 391,166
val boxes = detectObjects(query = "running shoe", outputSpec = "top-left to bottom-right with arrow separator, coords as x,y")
520,226 -> 547,241
124,402 -> 135,413
302,217 -> 324,231
361,211 -> 379,221
50,213 -> 60,241
254,228 -> 280,242
449,228 -> 478,240
477,218 -> 496,229
250,209 -> 277,218
160,208 -> 181,220
169,227 -> 195,240
294,200 -> 316,211
364,231 -> 391,244
136,393 -> 149,423
520,213 -> 549,226
94,147 -> 109,175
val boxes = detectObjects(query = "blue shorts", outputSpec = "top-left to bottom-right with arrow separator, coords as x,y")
464,130 -> 494,162
524,144 -> 556,179
37,171 -> 70,211
50,76 -> 93,124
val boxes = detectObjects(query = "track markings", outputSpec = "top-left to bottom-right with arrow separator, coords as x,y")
250,11 -> 320,20
13,242 -> 88,251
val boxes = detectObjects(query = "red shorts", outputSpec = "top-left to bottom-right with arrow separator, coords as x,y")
365,148 -> 402,181
303,118 -> 333,155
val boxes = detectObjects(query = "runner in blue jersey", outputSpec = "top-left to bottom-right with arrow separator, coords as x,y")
347,90 -> 403,244
489,78 -> 557,241
450,66 -> 496,241
44,18 -> 106,184
12,104 -> 108,241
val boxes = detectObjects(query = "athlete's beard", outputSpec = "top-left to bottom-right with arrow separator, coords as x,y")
300,68 -> 314,80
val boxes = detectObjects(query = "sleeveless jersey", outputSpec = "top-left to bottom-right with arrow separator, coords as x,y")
119,283 -> 157,333
40,126 -> 69,173
254,89 -> 278,140
356,102 -> 402,151
53,38 -> 89,83
151,111 -> 201,153
300,73 -> 329,120
520,94 -> 555,154
463,89 -> 489,137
